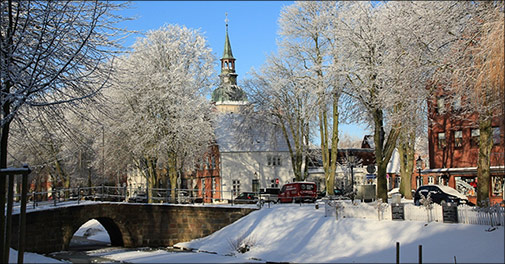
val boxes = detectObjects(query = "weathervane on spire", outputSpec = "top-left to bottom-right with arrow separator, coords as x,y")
225,12 -> 229,29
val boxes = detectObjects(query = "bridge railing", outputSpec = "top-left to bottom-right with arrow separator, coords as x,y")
13,186 -> 322,210
13,186 -> 269,209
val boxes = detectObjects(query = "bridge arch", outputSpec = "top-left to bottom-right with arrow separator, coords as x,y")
11,203 -> 256,253
67,217 -> 124,250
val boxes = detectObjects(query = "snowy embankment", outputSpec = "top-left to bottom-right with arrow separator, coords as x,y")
173,204 -> 504,263
11,203 -> 505,263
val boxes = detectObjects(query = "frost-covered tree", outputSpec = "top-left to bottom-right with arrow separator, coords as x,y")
0,1 -> 128,257
278,1 -> 343,195
335,1 -> 473,201
8,105 -> 101,189
335,2 -> 402,202
107,24 -> 215,202
245,54 -> 316,181
443,2 -> 504,205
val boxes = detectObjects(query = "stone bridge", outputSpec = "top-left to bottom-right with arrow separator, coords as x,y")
11,203 -> 256,254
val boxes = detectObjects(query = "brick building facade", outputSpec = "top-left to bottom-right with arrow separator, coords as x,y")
423,90 -> 504,205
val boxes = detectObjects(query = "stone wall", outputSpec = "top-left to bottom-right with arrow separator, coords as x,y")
10,203 -> 256,254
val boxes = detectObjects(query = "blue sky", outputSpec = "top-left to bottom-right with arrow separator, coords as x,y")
118,1 -> 369,140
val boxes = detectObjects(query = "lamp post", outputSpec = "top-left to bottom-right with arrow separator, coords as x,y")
348,156 -> 357,202
416,156 -> 423,187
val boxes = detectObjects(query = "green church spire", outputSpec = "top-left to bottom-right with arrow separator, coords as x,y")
222,13 -> 234,59
211,13 -> 247,104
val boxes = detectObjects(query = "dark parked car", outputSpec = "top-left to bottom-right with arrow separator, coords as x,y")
234,192 -> 259,204
414,185 -> 472,206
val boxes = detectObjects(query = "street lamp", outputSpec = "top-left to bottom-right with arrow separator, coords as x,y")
416,156 -> 423,187
348,156 -> 357,202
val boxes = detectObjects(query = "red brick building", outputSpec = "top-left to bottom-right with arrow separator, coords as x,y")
423,90 -> 505,205
183,144 -> 222,203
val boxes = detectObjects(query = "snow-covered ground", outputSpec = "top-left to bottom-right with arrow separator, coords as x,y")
73,219 -> 111,243
10,203 -> 505,263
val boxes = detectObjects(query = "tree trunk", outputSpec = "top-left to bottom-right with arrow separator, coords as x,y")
145,156 -> 157,203
168,151 -> 178,203
329,95 -> 339,195
373,108 -> 400,203
399,131 -> 415,199
320,108 -> 332,195
477,117 -> 492,206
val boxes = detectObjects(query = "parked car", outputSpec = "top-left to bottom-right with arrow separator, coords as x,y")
414,185 -> 472,206
259,188 -> 280,203
234,192 -> 259,204
278,182 -> 317,203
317,188 -> 346,199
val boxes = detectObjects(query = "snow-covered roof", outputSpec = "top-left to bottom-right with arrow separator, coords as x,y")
386,149 -> 400,174
214,113 -> 291,153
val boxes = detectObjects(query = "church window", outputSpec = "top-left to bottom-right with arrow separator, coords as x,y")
267,155 -> 282,166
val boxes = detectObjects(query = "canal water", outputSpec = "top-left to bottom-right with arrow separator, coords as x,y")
48,236 -> 192,263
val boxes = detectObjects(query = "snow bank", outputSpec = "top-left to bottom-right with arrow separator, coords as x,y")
8,248 -> 62,263
175,204 -> 504,263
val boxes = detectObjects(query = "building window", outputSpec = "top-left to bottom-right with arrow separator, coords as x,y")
428,176 -> 434,185
232,180 -> 240,196
452,95 -> 461,111
211,156 -> 216,169
471,129 -> 480,147
492,127 -> 500,145
454,130 -> 463,148
252,179 -> 260,192
492,176 -> 504,197
436,97 -> 445,114
267,155 -> 282,166
416,176 -> 423,188
437,132 -> 446,149
211,177 -> 216,197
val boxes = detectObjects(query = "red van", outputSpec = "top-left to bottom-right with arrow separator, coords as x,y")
278,182 -> 317,203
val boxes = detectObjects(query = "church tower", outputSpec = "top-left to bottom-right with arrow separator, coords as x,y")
211,14 -> 248,113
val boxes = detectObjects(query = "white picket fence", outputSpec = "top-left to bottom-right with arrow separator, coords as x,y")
325,200 -> 505,226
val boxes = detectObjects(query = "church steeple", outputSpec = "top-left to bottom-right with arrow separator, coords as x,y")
222,14 -> 234,60
211,13 -> 247,107
221,13 -> 236,74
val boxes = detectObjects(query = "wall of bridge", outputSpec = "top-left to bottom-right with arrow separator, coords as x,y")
10,203 -> 256,254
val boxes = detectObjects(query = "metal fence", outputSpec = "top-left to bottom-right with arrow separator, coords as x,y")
12,186 -> 266,209
324,199 -> 505,226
